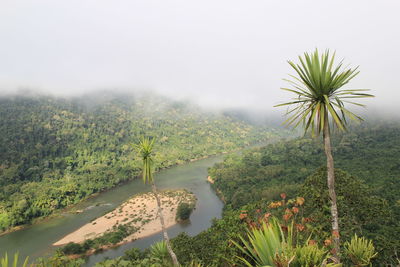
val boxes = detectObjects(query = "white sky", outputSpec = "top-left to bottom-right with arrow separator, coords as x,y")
0,0 -> 399,111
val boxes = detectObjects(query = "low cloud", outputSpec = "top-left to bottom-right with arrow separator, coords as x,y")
0,0 -> 399,113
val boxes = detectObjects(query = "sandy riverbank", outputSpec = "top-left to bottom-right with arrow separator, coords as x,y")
53,189 -> 196,246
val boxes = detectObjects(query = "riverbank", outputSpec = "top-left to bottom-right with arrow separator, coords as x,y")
0,142 -> 261,237
54,189 -> 196,247
0,152 -> 226,265
0,191 -> 106,238
206,176 -> 226,204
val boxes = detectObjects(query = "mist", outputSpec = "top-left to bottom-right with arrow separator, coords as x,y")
1,0 -> 399,113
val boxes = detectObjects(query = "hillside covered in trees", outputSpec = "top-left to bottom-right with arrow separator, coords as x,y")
206,121 -> 400,265
2,92 -> 399,266
209,121 -> 400,207
47,120 -> 399,266
0,91 -> 283,232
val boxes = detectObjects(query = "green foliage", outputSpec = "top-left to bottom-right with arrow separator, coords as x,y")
60,224 -> 136,255
171,209 -> 246,266
184,260 -> 205,267
135,137 -> 180,266
233,218 -> 287,267
0,213 -> 11,232
150,241 -> 172,266
233,215 -> 341,267
0,253 -> 29,267
134,137 -> 155,184
35,251 -> 85,267
176,202 -> 194,221
276,49 -> 373,135
94,196 -> 380,267
209,122 -> 400,264
60,242 -> 85,255
293,245 -> 329,267
96,224 -> 134,245
209,149 -> 306,209
122,248 -> 145,262
343,235 -> 377,266
0,92 -> 279,232
300,168 -> 396,264
300,168 -> 391,240
210,122 -> 400,208
93,243 -> 174,267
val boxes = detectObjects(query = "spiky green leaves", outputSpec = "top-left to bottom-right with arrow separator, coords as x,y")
0,253 -> 29,267
276,49 -> 374,135
134,136 -> 155,184
150,241 -> 171,264
233,218 -> 289,267
344,234 -> 377,266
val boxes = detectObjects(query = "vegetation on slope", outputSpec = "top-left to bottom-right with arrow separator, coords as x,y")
90,186 -> 383,266
207,121 -> 400,265
209,121 -> 400,208
0,92 -> 282,232
4,120 -> 397,266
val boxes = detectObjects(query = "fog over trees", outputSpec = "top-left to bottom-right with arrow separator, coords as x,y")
1,0 -> 399,113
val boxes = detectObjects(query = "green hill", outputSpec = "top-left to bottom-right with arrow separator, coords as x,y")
0,91 -> 283,231
207,121 -> 400,264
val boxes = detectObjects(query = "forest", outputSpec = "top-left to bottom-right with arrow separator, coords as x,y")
3,0 -> 400,265
1,93 -> 399,266
0,92 -> 282,232
209,120 -> 400,208
36,119 -> 400,267
205,120 -> 400,265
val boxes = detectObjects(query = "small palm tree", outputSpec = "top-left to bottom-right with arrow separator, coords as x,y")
275,49 -> 373,261
134,136 -> 179,266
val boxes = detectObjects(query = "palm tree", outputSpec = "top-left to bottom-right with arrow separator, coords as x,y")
275,49 -> 373,261
134,136 -> 179,266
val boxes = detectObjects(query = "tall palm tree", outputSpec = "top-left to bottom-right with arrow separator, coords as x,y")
134,136 -> 179,266
275,49 -> 373,261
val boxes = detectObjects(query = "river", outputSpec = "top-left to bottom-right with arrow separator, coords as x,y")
0,155 -> 225,266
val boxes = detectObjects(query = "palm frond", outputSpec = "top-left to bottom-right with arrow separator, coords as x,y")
275,49 -> 374,135
233,218 -> 287,267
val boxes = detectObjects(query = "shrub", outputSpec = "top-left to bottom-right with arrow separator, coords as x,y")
176,202 -> 194,221
293,244 -> 329,267
344,234 -> 377,266
60,242 -> 84,255
122,248 -> 145,262
82,239 -> 94,250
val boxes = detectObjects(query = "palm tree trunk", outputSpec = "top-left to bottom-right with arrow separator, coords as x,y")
151,182 -> 180,266
323,119 -> 340,262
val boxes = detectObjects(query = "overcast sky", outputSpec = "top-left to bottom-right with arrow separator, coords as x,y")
0,0 -> 399,111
